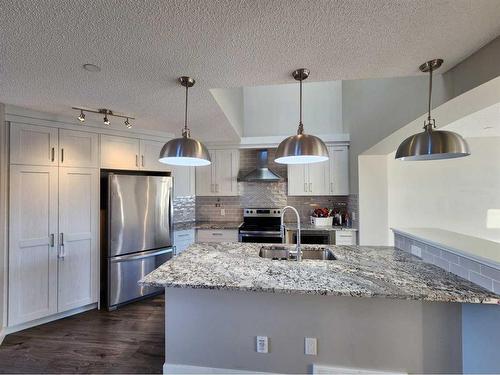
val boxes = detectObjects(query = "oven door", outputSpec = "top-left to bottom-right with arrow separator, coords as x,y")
239,232 -> 283,243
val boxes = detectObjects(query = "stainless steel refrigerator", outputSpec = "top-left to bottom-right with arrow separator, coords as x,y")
102,173 -> 173,310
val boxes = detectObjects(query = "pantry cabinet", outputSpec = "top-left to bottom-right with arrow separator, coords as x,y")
195,149 -> 239,196
287,145 -> 349,196
171,165 -> 195,197
10,123 -> 59,166
59,129 -> 99,168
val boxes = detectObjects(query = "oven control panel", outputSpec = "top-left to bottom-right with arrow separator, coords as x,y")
243,208 -> 282,217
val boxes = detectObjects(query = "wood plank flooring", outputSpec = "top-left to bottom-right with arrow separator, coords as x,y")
0,295 -> 165,373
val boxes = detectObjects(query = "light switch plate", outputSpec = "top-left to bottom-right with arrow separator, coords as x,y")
220,208 -> 225,216
305,337 -> 317,355
256,336 -> 268,353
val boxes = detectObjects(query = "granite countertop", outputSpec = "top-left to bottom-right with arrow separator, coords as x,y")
173,221 -> 242,231
141,242 -> 500,304
285,224 -> 358,231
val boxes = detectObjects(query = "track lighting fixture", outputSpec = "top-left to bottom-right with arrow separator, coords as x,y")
78,110 -> 85,122
72,107 -> 134,129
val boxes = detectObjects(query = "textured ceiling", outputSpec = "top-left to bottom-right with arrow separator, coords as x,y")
1,0 -> 500,141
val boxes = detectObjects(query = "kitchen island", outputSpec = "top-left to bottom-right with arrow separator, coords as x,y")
141,243 -> 499,374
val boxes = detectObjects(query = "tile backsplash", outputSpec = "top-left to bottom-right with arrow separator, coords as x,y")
173,196 -> 196,223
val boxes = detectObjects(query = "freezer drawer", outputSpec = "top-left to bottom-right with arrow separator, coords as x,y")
108,247 -> 172,309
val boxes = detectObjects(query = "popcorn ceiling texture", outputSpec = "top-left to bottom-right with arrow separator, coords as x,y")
2,1 -> 500,141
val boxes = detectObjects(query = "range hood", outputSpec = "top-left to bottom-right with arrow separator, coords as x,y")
241,150 -> 283,182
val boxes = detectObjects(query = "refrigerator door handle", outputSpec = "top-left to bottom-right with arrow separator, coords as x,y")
111,247 -> 173,263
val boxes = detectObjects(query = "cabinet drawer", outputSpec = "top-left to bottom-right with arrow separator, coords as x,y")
174,229 -> 195,243
335,231 -> 356,245
196,229 -> 238,243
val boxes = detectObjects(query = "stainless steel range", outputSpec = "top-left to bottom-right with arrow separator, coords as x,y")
238,208 -> 283,243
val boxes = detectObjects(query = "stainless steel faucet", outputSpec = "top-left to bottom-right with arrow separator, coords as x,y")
280,206 -> 301,261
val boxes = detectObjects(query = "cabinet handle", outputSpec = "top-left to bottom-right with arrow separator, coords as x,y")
51,147 -> 55,162
49,233 -> 55,247
309,182 -> 312,192
211,183 -> 214,192
59,233 -> 65,259
177,233 -> 190,237
61,148 -> 64,163
141,155 -> 144,167
212,232 -> 223,236
304,182 -> 308,192
135,154 -> 139,167
330,182 -> 333,193
216,184 -> 219,193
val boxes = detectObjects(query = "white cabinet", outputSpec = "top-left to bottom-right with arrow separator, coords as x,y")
59,129 -> 99,168
10,123 -> 58,166
9,160 -> 99,326
100,134 -> 140,170
171,165 -> 195,197
327,146 -> 349,195
287,162 -> 329,196
58,168 -> 99,312
8,165 -> 59,325
139,139 -> 170,172
174,229 -> 195,254
196,149 -> 239,196
196,229 -> 239,243
287,145 -> 349,196
334,230 -> 356,245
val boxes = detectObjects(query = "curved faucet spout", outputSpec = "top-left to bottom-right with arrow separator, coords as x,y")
280,206 -> 301,261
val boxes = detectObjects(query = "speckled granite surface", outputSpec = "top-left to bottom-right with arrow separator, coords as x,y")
141,242 -> 500,304
173,221 -> 196,231
285,224 -> 358,231
195,221 -> 242,230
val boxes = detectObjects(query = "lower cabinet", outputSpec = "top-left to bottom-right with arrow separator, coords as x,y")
8,164 -> 99,326
174,229 -> 195,254
334,231 -> 357,245
196,229 -> 239,243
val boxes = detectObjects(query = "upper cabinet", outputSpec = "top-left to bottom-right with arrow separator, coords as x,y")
59,129 -> 99,168
170,165 -> 195,197
10,123 -> 59,166
196,149 -> 239,196
100,135 -> 140,170
139,139 -> 170,172
287,145 -> 349,196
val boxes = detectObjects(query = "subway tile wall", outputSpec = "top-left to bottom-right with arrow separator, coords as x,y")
394,233 -> 500,294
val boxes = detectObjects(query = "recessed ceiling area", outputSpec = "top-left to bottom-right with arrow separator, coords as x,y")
1,0 -> 500,141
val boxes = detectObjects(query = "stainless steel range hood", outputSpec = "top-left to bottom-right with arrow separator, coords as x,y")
241,150 -> 283,182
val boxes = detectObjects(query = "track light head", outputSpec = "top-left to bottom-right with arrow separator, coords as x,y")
103,115 -> 110,126
77,110 -> 85,123
124,118 -> 131,128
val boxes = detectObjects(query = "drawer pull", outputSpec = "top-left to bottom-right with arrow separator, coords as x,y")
177,233 -> 190,237
212,233 -> 223,236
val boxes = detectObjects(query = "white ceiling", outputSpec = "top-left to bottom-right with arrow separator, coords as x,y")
1,0 -> 500,141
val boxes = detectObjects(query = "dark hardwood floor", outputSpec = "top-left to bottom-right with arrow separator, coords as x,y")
0,295 -> 164,374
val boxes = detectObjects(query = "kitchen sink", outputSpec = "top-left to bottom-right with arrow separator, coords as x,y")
259,245 -> 336,261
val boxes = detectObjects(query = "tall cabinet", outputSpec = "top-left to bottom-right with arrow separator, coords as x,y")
8,123 -> 99,326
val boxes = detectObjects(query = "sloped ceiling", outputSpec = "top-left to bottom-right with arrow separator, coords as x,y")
1,0 -> 500,141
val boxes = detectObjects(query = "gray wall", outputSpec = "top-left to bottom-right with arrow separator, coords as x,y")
166,287 -> 462,374
0,104 -> 6,334
344,35 -> 500,194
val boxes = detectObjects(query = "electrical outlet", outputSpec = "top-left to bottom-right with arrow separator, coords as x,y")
351,211 -> 356,221
305,337 -> 317,356
221,208 -> 225,216
256,336 -> 269,353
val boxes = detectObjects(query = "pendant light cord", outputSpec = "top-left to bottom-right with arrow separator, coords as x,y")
183,85 -> 190,137
298,74 -> 304,135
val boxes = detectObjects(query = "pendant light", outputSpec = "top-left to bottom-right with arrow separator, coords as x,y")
159,77 -> 211,166
395,59 -> 470,161
275,68 -> 329,164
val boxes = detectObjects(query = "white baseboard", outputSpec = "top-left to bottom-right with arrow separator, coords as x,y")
164,363 -> 271,374
3,303 -> 97,337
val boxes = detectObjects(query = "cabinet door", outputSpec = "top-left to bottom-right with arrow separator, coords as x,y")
308,161 -> 329,195
195,150 -> 215,196
171,165 -> 195,197
58,168 -> 99,312
287,164 -> 308,196
214,150 -> 239,196
328,146 -> 349,195
140,139 -> 171,171
100,135 -> 140,170
10,123 -> 58,166
59,129 -> 99,168
9,165 -> 58,325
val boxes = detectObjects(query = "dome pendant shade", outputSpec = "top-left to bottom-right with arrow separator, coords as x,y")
275,68 -> 329,165
158,76 -> 211,166
396,59 -> 470,161
395,129 -> 470,161
275,133 -> 329,164
159,136 -> 211,166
